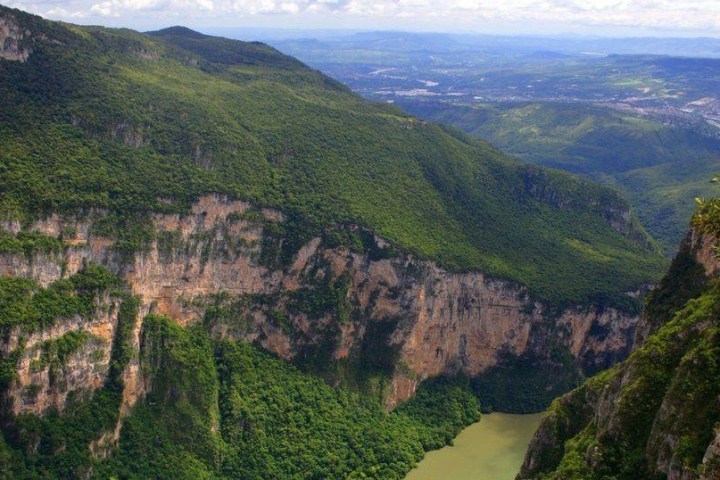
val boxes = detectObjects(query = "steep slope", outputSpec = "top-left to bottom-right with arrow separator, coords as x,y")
518,207 -> 720,480
0,5 -> 668,479
0,6 -> 663,304
397,100 -> 720,254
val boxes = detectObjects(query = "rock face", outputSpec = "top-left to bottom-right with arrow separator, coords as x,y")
518,230 -> 720,480
1,302 -> 119,416
0,196 -> 642,420
0,12 -> 31,62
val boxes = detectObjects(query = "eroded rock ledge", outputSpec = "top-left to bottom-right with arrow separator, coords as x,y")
0,195 -> 642,420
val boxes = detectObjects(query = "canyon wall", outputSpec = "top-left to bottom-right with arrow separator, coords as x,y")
0,195 -> 642,419
0,11 -> 31,62
518,230 -> 720,480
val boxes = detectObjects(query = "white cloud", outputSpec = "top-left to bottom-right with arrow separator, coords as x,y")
20,0 -> 720,34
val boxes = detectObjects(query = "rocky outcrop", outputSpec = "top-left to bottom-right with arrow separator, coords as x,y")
518,230 -> 720,480
0,12 -> 31,62
0,196 -> 643,423
691,228 -> 720,277
1,297 -> 120,416
701,427 -> 720,480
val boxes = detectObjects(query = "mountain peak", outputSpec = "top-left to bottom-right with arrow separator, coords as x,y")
146,25 -> 208,39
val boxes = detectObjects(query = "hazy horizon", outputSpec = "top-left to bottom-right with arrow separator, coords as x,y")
4,0 -> 720,39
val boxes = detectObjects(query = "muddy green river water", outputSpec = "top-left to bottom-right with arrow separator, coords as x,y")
404,413 -> 544,480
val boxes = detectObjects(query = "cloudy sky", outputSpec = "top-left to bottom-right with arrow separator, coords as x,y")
5,0 -> 720,36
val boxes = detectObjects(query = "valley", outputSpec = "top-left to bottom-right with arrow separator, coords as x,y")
267,32 -> 720,253
0,4 -> 719,480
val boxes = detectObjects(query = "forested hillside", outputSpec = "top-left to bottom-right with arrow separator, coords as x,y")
519,195 -> 720,480
0,6 -> 664,304
0,5 -> 670,478
398,100 -> 720,254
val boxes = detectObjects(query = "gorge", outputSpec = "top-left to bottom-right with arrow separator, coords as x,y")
0,4 -> 702,479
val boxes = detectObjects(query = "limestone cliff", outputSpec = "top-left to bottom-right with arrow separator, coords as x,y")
1,300 -> 119,416
518,230 -> 720,480
0,10 -> 32,62
0,195 -> 644,426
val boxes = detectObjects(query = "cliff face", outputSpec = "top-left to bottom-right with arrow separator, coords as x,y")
0,195 -> 643,420
519,230 -> 720,480
0,11 -> 31,62
1,302 -> 119,416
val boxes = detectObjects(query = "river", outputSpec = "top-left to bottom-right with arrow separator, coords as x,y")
405,413 -> 544,480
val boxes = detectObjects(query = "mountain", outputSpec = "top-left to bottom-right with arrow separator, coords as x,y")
397,100 -> 720,255
0,8 -> 666,304
0,6 -> 666,478
264,31 -> 720,256
518,200 -> 720,480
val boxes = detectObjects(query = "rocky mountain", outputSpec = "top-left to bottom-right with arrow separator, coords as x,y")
518,208 -> 720,480
0,5 -> 667,478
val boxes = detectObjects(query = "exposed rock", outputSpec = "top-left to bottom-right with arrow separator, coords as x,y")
701,426 -> 720,480
109,122 -> 147,148
3,299 -> 120,416
518,229 -> 720,480
0,195 -> 643,442
691,228 -> 720,276
0,12 -> 31,62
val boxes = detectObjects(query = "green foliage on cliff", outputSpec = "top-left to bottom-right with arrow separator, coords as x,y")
536,286 -> 720,480
0,228 -> 64,257
472,350 -> 583,414
693,192 -> 720,237
0,311 -> 482,479
520,226 -> 720,480
96,316 -> 479,479
98,315 -> 222,479
0,5 -> 664,305
642,238 -> 708,334
0,264 -> 120,333
394,376 -> 481,450
0,293 -> 139,479
34,330 -> 96,378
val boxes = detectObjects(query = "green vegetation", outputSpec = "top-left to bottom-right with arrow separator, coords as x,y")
394,376 -> 481,450
533,285 -> 720,480
642,238 -> 708,334
0,280 -> 139,479
0,7 -> 694,479
0,297 -> 477,479
0,5 -> 664,305
520,196 -> 720,479
0,228 -> 64,256
472,350 -> 583,414
33,330 -> 97,383
0,314 -> 482,479
0,264 -> 120,333
693,187 -> 720,237
398,100 -> 720,254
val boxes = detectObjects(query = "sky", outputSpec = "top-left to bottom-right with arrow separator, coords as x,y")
5,0 -> 720,37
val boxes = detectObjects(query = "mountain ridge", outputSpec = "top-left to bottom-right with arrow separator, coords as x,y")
0,6 -> 674,479
519,225 -> 720,480
0,4 -> 664,304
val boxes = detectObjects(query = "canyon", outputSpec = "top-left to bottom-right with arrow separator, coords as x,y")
1,195 -> 643,429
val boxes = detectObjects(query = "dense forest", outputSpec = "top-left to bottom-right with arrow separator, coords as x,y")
0,278 -> 481,479
0,5 -> 682,479
0,6 -> 664,305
